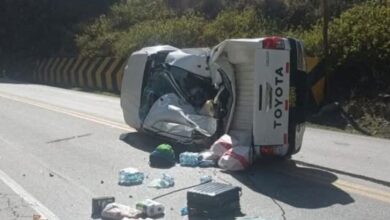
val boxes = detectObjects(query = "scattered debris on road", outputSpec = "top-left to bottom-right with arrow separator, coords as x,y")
91,197 -> 115,219
218,146 -> 251,171
33,214 -> 47,220
90,165 -> 246,219
187,182 -> 242,218
135,199 -> 165,218
101,202 -> 142,220
199,150 -> 218,161
149,144 -> 175,168
180,207 -> 188,216
199,175 -> 213,184
148,173 -> 175,189
198,159 -> 216,167
210,134 -> 234,158
118,167 -> 144,186
179,152 -> 201,167
171,133 -> 251,171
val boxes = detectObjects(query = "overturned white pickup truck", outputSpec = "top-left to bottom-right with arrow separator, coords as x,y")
121,37 -> 309,158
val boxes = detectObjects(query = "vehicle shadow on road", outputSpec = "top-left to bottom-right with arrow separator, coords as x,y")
120,132 -> 161,152
119,132 -> 194,161
228,159 -> 355,209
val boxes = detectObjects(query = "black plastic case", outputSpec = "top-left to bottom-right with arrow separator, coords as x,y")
187,182 -> 241,218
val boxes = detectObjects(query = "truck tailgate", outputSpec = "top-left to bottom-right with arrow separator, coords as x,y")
253,49 -> 290,146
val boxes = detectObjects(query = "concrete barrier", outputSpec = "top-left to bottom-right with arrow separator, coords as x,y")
305,57 -> 325,105
305,57 -> 325,106
33,57 -> 126,93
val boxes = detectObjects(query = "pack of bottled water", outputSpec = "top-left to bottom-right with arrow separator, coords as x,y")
179,152 -> 201,167
118,167 -> 144,185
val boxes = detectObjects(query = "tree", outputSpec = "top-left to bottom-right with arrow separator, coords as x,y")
328,2 -> 390,96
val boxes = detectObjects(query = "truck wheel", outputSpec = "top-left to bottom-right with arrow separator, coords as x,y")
284,122 -> 305,159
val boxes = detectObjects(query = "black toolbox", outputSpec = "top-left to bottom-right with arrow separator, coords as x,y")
187,182 -> 242,218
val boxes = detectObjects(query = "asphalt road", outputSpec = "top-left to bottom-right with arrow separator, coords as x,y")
0,79 -> 389,220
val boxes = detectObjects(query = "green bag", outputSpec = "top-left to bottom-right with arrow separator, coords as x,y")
149,144 -> 175,167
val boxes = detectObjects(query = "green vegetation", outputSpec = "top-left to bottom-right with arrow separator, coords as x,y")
329,3 -> 390,89
201,8 -> 267,45
75,0 -> 389,95
75,0 -> 178,57
112,15 -> 206,57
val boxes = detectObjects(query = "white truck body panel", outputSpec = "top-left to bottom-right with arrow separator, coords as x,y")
166,50 -> 211,78
120,52 -> 146,129
120,45 -> 177,129
210,39 -> 290,147
231,63 -> 255,133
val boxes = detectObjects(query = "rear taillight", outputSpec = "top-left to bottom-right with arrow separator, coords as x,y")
260,146 -> 274,155
262,36 -> 285,50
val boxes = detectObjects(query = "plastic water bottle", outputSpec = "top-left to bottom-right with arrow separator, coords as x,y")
179,152 -> 201,167
162,173 -> 174,187
149,173 -> 175,189
200,175 -> 212,184
118,168 -> 144,185
180,207 -> 188,216
198,160 -> 216,167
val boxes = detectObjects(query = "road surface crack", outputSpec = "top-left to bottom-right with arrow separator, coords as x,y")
270,197 -> 286,220
244,173 -> 287,220
46,133 -> 92,144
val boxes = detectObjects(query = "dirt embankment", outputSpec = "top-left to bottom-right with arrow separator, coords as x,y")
308,95 -> 390,139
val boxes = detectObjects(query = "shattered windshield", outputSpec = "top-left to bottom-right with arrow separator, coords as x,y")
139,63 -> 216,122
168,65 -> 216,107
139,65 -> 178,122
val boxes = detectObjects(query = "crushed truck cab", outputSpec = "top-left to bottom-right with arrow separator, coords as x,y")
121,37 -> 308,158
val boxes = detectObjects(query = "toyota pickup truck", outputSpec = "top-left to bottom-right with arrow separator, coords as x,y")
120,37 -> 312,158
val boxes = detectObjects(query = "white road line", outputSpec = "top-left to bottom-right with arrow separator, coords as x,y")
0,169 -> 60,220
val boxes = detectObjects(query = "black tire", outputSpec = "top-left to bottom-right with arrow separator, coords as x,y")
283,122 -> 305,159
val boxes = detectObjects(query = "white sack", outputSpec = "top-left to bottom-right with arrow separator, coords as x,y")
218,146 -> 251,171
210,134 -> 237,158
101,203 -> 140,220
